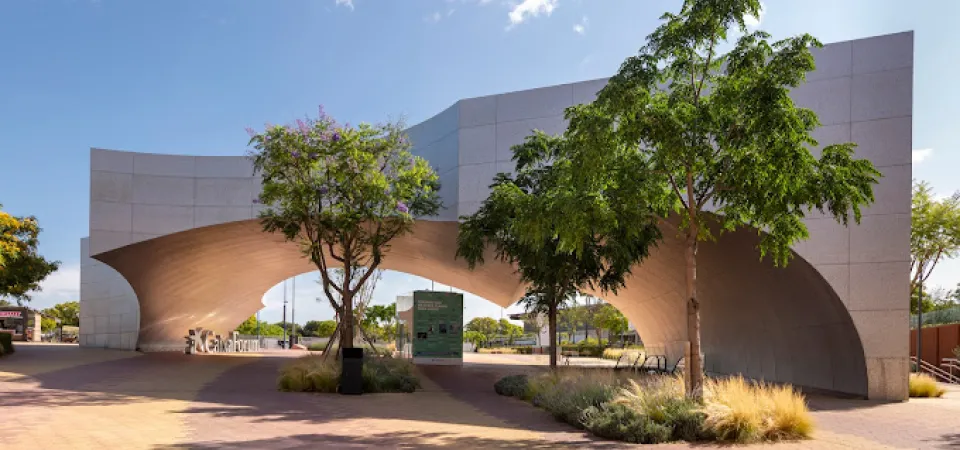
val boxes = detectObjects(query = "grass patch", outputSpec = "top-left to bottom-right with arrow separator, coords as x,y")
478,347 -> 517,354
278,354 -> 420,393
703,376 -> 813,443
493,371 -> 813,444
909,373 -> 946,398
602,347 -> 643,361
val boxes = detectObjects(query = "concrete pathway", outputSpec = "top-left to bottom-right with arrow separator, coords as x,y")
1,344 -> 959,449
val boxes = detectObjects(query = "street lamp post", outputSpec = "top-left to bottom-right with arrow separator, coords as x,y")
291,276 -> 296,348
916,278 -> 923,372
282,279 -> 288,349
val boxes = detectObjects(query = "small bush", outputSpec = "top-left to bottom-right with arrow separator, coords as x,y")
0,333 -> 14,355
613,377 -> 705,442
307,342 -> 327,351
494,374 -> 530,398
478,347 -> 517,354
362,356 -> 420,393
909,373 -> 946,398
277,354 -> 419,393
602,347 -> 643,361
528,371 -> 619,428
582,403 -> 672,444
702,376 -> 812,443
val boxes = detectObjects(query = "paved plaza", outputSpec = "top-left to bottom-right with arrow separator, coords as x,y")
1,344 -> 958,449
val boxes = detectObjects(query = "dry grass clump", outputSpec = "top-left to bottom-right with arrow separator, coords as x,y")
909,373 -> 946,398
702,376 -> 813,443
277,354 -> 419,393
493,370 -> 813,444
602,347 -> 644,361
477,347 -> 517,354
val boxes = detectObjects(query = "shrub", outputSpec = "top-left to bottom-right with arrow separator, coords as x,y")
602,347 -> 643,361
494,374 -> 529,398
528,370 -> 619,428
478,347 -> 517,354
702,376 -> 812,443
909,373 -> 946,398
612,377 -> 705,442
277,354 -> 419,393
953,346 -> 960,360
362,356 -> 420,393
582,403 -> 672,444
307,342 -> 327,352
0,333 -> 13,355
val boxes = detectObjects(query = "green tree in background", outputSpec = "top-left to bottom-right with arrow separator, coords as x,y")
463,330 -> 487,350
41,301 -> 79,327
1,205 -> 60,304
465,317 -> 498,341
911,180 -> 960,313
249,108 -> 441,350
303,320 -> 337,337
498,318 -> 523,345
530,0 -> 879,398
235,316 -> 285,336
594,303 -> 629,345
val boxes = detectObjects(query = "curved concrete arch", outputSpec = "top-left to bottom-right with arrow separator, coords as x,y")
81,32 -> 913,399
92,215 -> 866,397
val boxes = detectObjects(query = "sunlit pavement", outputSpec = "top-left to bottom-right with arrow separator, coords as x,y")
1,344 -> 958,449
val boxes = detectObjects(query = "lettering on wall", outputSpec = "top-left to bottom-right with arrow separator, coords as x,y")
184,329 -> 260,354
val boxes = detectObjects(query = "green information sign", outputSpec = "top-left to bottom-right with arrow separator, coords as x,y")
412,290 -> 463,365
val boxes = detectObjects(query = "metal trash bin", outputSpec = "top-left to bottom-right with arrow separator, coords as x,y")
340,347 -> 364,395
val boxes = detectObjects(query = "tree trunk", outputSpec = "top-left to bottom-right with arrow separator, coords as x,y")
342,292 -> 355,349
685,237 -> 704,401
548,302 -> 558,368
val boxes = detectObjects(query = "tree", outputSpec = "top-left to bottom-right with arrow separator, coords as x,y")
42,301 -> 80,327
235,316 -> 284,336
520,310 -> 547,346
457,131 -> 661,367
1,205 -> 60,304
249,108 -> 441,350
303,320 -> 337,337
498,318 -> 523,345
529,0 -> 880,398
911,181 -> 960,307
594,303 -> 629,345
463,330 -> 487,350
464,317 -> 498,341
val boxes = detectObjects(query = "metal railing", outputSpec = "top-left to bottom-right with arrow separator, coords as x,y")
910,356 -> 960,384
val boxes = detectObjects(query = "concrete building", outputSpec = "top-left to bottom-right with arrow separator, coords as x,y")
80,32 -> 913,400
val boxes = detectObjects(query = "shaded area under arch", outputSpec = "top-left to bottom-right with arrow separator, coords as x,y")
92,219 -> 867,397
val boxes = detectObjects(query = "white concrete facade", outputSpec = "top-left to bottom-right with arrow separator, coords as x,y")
81,32 -> 912,399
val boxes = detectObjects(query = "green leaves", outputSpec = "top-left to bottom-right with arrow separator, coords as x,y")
248,113 -> 441,271
911,181 -> 960,294
0,205 -> 60,303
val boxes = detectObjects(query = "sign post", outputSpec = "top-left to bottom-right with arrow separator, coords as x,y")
412,290 -> 463,365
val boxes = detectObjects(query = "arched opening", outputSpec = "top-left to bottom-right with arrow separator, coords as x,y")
92,217 -> 866,397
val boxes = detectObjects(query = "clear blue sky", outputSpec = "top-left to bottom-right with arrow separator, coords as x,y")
1,0 -> 957,324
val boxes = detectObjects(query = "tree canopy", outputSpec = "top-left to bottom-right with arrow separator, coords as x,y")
1,205 -> 60,304
456,128 -> 661,366
464,317 -> 498,339
910,180 -> 960,308
302,319 -> 337,338
510,0 -> 879,397
42,301 -> 79,327
248,108 -> 441,349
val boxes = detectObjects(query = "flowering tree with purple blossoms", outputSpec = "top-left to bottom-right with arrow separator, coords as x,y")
248,108 -> 441,350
